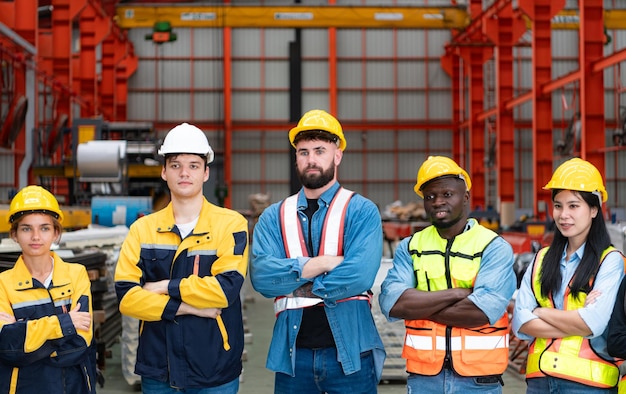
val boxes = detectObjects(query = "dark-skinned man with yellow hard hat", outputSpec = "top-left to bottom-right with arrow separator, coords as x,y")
379,155 -> 516,393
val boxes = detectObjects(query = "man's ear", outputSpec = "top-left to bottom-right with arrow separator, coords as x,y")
334,148 -> 343,166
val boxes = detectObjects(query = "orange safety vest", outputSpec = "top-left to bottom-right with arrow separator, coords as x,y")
526,246 -> 623,388
402,223 -> 510,377
274,188 -> 366,315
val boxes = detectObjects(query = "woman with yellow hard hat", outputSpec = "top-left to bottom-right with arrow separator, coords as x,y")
512,158 -> 624,393
0,186 -> 97,393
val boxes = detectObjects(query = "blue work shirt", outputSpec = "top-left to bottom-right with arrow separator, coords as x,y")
379,219 -> 516,325
512,243 -> 624,358
250,182 -> 386,379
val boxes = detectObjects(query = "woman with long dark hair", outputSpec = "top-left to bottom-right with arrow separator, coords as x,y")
512,158 -> 624,393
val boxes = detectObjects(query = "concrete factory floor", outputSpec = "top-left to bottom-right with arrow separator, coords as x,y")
97,278 -> 528,394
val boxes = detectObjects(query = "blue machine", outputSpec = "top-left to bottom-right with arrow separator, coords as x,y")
91,196 -> 152,227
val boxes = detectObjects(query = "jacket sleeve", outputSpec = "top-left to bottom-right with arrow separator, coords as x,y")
250,203 -> 310,298
608,276 -> 626,358
379,237 -> 415,321
311,197 -> 383,303
169,211 -> 249,309
115,222 -> 178,321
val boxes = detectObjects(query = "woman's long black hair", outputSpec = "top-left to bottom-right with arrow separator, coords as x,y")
539,189 -> 611,300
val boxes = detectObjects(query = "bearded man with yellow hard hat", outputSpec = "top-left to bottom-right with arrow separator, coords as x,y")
379,155 -> 516,393
251,109 -> 386,393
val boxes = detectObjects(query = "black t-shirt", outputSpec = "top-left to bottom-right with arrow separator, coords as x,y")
295,198 -> 336,349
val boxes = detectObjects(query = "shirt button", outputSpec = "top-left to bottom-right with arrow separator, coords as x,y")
293,325 -> 298,330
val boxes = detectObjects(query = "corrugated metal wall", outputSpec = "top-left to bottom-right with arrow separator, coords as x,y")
121,1 -> 626,218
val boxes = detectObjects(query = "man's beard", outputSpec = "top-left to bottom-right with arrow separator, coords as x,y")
298,165 -> 335,189
431,213 -> 463,230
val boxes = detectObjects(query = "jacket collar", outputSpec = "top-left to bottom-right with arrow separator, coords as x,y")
296,182 -> 341,210
10,252 -> 70,290
155,199 -> 215,236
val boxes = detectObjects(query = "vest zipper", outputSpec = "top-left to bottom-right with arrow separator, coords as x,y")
445,238 -> 454,289
444,238 -> 454,369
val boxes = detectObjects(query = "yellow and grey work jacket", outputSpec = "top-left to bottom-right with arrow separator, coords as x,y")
402,224 -> 509,377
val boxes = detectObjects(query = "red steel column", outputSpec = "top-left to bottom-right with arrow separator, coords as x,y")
440,51 -> 462,165
13,0 -> 36,184
519,0 -> 564,220
484,3 -> 525,225
455,0 -> 492,210
115,42 -> 137,120
101,34 -> 116,119
51,0 -> 72,127
223,0 -> 233,208
79,4 -> 110,116
579,0 -> 605,178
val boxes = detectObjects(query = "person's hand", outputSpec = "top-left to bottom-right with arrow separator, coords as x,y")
194,308 -> 222,319
143,280 -> 169,295
321,255 -> 343,272
176,302 -> 221,318
69,303 -> 91,331
584,289 -> 602,306
0,311 -> 16,324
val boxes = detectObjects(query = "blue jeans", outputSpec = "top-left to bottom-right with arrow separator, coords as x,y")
141,377 -> 239,394
526,377 -> 617,394
407,370 -> 502,394
274,347 -> 378,394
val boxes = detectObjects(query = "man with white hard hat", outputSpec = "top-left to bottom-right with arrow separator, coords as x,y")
115,123 -> 249,393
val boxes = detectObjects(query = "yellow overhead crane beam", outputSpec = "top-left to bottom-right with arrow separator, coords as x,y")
115,5 -> 626,30
528,9 -> 626,30
115,5 -> 470,29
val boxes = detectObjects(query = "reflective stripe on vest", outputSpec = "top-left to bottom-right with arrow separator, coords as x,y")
274,188 -> 355,314
402,222 -> 510,377
526,246 -> 622,388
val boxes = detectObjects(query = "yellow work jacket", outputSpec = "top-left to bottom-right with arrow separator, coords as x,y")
527,246 -> 621,388
402,224 -> 509,377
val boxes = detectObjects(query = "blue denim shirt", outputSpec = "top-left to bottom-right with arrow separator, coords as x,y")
512,243 -> 624,358
250,182 -> 386,379
379,219 -> 516,325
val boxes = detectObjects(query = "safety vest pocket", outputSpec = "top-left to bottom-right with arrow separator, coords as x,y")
403,325 -> 438,364
459,328 -> 509,367
450,264 -> 479,288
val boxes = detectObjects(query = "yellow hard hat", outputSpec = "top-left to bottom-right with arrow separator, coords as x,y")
288,109 -> 347,151
543,157 -> 607,203
414,156 -> 472,198
8,185 -> 64,224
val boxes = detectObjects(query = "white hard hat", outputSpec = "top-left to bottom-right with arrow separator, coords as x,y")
158,123 -> 214,163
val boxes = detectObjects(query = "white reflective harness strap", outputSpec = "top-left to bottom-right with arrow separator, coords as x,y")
276,187 -> 359,315
281,194 -> 307,258
318,188 -> 354,255
405,333 -> 509,351
274,293 -> 372,316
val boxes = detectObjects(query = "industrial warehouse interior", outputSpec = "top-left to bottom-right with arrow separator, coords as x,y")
0,0 -> 625,393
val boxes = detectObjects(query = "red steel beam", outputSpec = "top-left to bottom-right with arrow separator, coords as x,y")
484,2 -> 522,208
579,0 -> 605,175
223,0 -> 233,208
518,0 -> 564,220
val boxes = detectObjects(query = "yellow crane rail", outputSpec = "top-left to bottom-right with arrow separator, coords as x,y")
115,5 -> 626,30
115,5 -> 470,29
